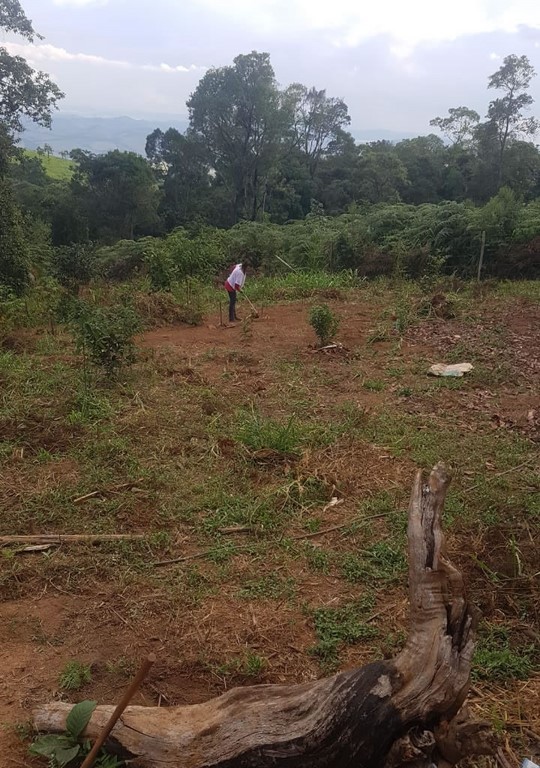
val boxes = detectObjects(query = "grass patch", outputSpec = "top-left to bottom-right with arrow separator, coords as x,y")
235,411 -> 303,455
309,597 -> 378,670
238,573 -> 296,600
473,624 -> 537,682
24,149 -> 75,180
303,543 -> 331,573
362,379 -> 386,392
341,541 -> 407,584
212,650 -> 268,679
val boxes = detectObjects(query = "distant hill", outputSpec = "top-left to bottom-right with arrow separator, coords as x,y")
24,149 -> 74,181
19,114 -> 420,157
20,114 -> 189,156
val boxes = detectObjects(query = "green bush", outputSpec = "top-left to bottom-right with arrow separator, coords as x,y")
0,180 -> 29,295
309,304 -> 340,346
52,243 -> 96,290
72,303 -> 141,377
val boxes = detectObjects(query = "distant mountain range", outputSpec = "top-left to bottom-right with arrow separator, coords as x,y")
19,113 -> 419,156
20,114 -> 189,156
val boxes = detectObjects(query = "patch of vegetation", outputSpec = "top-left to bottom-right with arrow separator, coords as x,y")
341,541 -> 407,584
212,650 -> 268,679
238,573 -> 296,600
362,378 -> 386,392
310,597 -> 378,670
72,302 -> 141,378
309,304 -> 340,346
30,700 -> 123,767
473,625 -> 537,682
58,661 -> 92,691
303,543 -> 331,573
24,149 -> 74,181
234,409 -> 304,455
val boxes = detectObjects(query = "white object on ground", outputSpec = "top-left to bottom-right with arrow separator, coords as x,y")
428,363 -> 474,377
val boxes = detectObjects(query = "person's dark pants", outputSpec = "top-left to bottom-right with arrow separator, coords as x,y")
227,289 -> 237,322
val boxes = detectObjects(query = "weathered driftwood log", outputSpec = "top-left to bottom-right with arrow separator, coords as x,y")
33,464 -> 497,768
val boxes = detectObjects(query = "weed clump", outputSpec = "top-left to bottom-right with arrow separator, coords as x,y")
58,661 -> 92,691
309,304 -> 340,347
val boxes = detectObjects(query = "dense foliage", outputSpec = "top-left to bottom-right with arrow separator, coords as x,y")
1,2 -> 539,300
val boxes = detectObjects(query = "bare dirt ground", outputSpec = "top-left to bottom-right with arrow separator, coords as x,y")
1,289 -> 539,766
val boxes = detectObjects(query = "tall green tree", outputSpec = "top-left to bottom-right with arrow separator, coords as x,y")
395,135 -> 445,204
430,107 -> 480,147
356,147 -> 408,203
0,2 -> 62,134
146,127 -> 210,228
70,150 -> 160,242
486,54 -> 539,186
187,52 -> 284,224
283,83 -> 350,178
0,0 -> 63,293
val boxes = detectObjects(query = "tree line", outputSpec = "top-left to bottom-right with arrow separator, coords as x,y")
1,0 -> 540,296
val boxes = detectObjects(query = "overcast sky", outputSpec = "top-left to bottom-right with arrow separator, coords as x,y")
3,0 -> 540,133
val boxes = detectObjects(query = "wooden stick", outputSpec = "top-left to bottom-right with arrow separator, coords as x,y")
80,654 -> 156,768
243,294 -> 260,317
154,512 -> 392,566
275,253 -> 300,273
292,512 -> 390,541
73,479 -> 143,504
0,534 -> 145,546
477,230 -> 486,282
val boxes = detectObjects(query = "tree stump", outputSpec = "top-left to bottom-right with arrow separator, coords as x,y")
33,464 -> 497,767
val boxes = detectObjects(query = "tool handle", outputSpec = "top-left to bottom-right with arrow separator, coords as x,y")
80,654 -> 156,768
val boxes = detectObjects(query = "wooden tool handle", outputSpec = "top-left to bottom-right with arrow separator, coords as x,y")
80,654 -> 156,768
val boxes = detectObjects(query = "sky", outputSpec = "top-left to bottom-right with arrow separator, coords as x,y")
3,0 -> 540,134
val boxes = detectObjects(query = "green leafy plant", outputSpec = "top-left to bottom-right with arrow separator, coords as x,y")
58,661 -> 92,691
29,700 -> 124,767
72,303 -> 141,378
309,304 -> 340,347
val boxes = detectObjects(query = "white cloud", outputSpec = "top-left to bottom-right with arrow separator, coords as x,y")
192,0 -> 540,50
52,0 -> 109,6
4,42 -> 205,74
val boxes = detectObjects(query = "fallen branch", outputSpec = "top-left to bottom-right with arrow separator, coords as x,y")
292,511 -> 390,541
1,534 -> 145,547
73,479 -> 144,504
35,464 -> 498,767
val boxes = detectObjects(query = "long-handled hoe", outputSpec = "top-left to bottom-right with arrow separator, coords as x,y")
243,293 -> 260,319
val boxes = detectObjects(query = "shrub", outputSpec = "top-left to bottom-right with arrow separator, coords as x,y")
52,243 -> 96,291
0,180 -> 29,295
309,304 -> 340,347
73,303 -> 141,377
132,290 -> 203,327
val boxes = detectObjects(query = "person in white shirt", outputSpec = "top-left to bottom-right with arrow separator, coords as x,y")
224,261 -> 248,323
